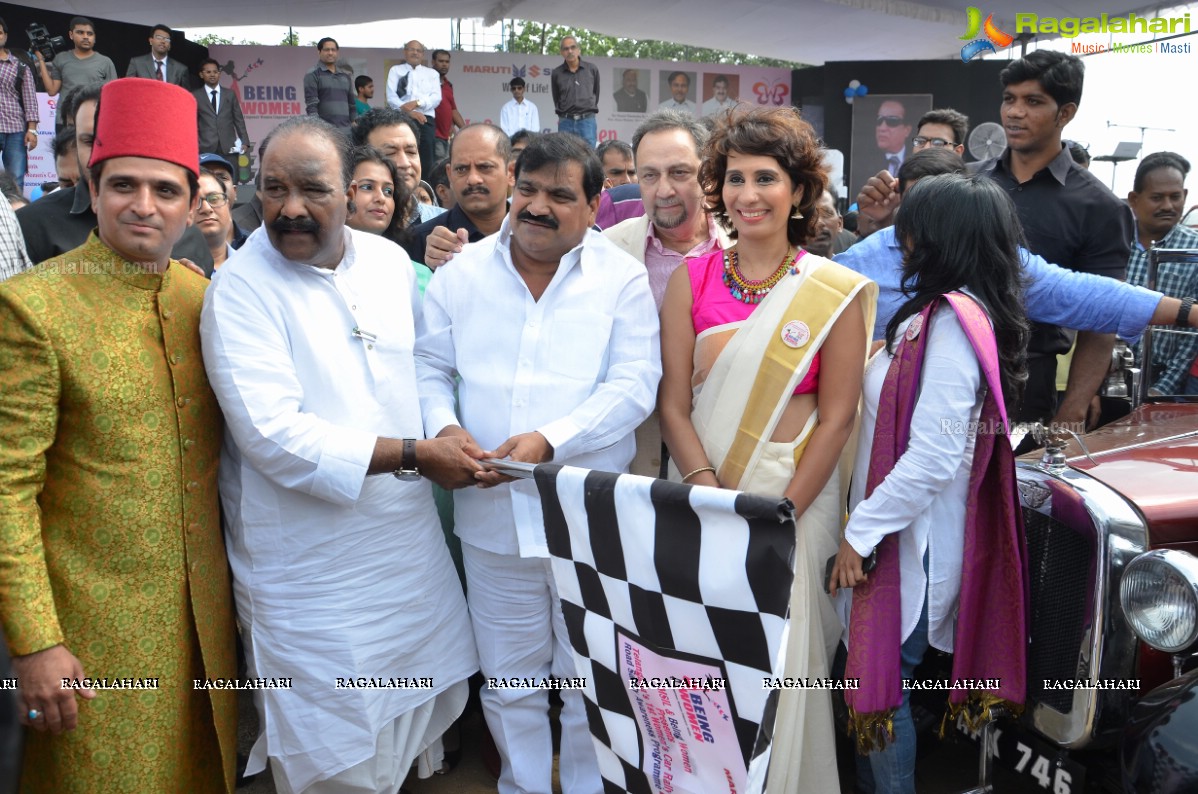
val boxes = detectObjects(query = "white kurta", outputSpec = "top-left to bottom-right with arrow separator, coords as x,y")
200,227 -> 478,792
414,219 -> 662,557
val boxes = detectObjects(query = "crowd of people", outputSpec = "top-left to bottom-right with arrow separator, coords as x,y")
1,17 -> 1198,794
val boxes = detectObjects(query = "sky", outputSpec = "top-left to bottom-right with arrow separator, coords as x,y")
185,8 -> 1198,200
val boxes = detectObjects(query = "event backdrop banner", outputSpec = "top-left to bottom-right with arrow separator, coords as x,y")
533,464 -> 796,794
208,45 -> 791,159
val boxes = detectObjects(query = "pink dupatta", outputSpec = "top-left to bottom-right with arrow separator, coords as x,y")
844,292 -> 1028,751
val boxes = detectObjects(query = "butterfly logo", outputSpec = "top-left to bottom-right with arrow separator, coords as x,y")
960,7 -> 1014,62
512,64 -> 527,78
752,80 -> 789,106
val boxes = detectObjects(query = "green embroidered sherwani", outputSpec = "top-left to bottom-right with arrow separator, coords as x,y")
0,233 -> 236,793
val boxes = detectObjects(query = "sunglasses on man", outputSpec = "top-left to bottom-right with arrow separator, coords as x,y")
876,115 -> 906,127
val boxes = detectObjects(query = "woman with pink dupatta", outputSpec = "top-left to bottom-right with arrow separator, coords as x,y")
829,172 -> 1031,793
660,107 -> 876,792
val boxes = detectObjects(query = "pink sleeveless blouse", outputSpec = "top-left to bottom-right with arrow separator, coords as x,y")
687,249 -> 821,394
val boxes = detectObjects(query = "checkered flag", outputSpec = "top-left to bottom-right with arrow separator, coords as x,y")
534,464 -> 796,794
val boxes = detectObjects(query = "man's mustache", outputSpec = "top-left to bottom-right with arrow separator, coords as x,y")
271,217 -> 320,234
517,210 -> 558,229
461,185 -> 490,197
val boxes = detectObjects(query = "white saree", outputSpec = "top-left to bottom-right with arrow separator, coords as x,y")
671,254 -> 877,792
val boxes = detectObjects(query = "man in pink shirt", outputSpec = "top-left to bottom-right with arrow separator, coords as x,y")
602,111 -> 732,477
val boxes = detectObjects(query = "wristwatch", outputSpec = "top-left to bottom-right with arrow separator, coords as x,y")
393,438 -> 421,481
1177,297 -> 1194,328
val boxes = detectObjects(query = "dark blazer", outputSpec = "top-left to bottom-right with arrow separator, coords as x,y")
194,86 -> 250,156
126,54 -> 191,88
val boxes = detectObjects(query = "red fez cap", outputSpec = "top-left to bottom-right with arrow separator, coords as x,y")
90,78 -> 200,177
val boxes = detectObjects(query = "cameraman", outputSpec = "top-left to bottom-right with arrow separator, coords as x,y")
32,16 -> 115,132
0,17 -> 38,189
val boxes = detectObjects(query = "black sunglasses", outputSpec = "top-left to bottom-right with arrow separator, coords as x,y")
876,116 -> 906,128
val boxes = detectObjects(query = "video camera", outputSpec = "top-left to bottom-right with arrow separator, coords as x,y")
26,23 -> 70,63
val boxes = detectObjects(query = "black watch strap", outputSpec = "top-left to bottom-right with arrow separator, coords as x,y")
1178,297 -> 1194,327
401,438 -> 418,472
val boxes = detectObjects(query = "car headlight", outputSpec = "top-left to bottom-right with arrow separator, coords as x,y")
1120,550 -> 1198,653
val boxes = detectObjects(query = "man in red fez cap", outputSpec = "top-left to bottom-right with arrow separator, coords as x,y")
15,81 -> 215,270
0,78 -> 238,793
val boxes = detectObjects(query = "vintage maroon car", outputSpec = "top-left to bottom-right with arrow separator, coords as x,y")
998,403 -> 1198,793
939,248 -> 1198,794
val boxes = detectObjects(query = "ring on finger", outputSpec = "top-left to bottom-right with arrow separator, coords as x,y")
28,709 -> 41,720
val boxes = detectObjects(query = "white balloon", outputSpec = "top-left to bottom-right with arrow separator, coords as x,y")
848,79 -> 861,89
845,96 -> 854,104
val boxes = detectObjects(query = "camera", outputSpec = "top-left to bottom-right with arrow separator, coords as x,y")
26,23 -> 69,63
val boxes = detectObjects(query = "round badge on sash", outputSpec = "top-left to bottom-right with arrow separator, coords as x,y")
905,314 -> 924,341
781,320 -> 810,348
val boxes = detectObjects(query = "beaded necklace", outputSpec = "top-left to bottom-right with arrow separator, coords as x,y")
722,248 -> 798,304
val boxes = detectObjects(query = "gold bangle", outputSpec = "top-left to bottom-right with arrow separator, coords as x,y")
681,466 -> 716,483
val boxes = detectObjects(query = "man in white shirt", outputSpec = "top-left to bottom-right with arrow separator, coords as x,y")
415,132 -> 660,794
201,116 -> 479,794
701,74 -> 739,116
498,76 -> 540,138
386,40 -> 441,187
658,71 -> 696,114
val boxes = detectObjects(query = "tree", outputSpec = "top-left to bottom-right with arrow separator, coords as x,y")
193,33 -> 263,46
503,20 -> 805,68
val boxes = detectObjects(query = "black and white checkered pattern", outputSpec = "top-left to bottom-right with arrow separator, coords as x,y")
534,464 -> 796,794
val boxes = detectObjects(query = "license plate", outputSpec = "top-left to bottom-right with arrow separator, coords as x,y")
955,715 -> 1086,794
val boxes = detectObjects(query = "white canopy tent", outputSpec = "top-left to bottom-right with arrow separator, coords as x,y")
14,1 -> 1184,64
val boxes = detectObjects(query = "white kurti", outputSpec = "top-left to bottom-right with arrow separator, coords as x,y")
837,302 -> 985,652
200,227 -> 478,792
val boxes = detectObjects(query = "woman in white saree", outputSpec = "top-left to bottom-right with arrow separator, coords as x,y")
659,106 -> 877,792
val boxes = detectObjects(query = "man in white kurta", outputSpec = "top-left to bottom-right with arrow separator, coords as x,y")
414,132 -> 661,794
200,117 -> 479,794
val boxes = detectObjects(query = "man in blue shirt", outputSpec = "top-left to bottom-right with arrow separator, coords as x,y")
837,147 -> 1188,348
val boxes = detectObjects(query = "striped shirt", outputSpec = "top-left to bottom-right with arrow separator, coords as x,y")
0,52 -> 39,133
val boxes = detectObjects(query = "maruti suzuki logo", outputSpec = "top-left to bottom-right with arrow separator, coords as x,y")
960,7 -> 1014,62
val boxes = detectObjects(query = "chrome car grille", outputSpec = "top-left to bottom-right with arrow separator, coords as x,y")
1017,463 -> 1146,749
1024,507 -> 1094,713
